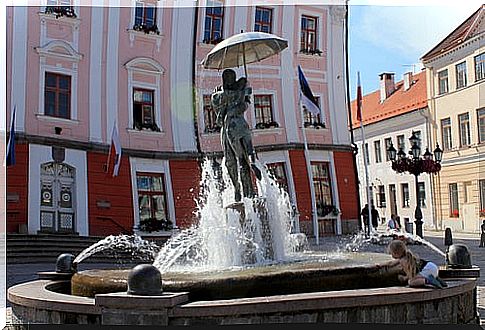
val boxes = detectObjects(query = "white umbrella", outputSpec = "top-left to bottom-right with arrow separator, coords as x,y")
201,31 -> 288,77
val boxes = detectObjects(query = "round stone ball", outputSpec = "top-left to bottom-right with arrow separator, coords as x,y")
127,264 -> 163,296
447,244 -> 472,269
56,253 -> 76,273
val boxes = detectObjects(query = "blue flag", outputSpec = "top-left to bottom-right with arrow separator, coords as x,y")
298,65 -> 320,115
6,106 -> 16,167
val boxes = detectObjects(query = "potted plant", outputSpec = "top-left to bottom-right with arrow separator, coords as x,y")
139,217 -> 173,233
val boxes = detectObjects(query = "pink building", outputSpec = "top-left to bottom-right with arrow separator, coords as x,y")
6,2 -> 358,239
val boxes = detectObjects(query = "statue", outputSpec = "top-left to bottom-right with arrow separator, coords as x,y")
211,69 -> 262,202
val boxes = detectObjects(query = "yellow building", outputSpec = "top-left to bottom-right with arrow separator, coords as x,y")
421,5 -> 484,232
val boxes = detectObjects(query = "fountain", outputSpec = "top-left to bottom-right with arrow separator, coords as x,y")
6,50 -> 480,325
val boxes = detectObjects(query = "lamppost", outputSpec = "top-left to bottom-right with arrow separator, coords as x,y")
386,132 -> 443,238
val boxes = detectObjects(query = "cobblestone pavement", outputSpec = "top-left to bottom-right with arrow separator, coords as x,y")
3,229 -> 484,326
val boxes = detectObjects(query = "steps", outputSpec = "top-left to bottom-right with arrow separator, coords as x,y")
6,234 -> 163,264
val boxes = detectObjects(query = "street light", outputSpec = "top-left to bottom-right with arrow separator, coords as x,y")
387,133 -> 442,238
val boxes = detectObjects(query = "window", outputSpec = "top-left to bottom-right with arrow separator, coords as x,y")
479,180 -> 485,216
449,183 -> 459,217
303,96 -> 324,128
254,95 -> 276,129
44,72 -> 71,119
203,95 -> 220,133
204,1 -> 224,44
455,61 -> 467,89
418,182 -> 426,207
377,185 -> 386,208
364,143 -> 369,164
136,173 -> 169,225
441,118 -> 452,150
397,135 -> 405,153
475,53 -> 485,82
311,162 -> 333,217
133,88 -> 158,131
384,138 -> 392,161
458,113 -> 471,147
401,183 -> 410,208
254,7 -> 272,33
300,15 -> 318,53
45,0 -> 76,18
477,108 -> 485,144
414,131 -> 422,148
374,140 -> 382,163
438,69 -> 448,95
266,162 -> 289,193
134,1 -> 158,32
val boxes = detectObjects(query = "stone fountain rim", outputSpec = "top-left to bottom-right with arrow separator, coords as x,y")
7,277 -> 477,318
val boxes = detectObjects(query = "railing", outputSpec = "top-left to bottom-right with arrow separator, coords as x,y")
96,216 -> 131,235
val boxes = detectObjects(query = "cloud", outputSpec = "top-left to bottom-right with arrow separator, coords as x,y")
352,3 -> 482,60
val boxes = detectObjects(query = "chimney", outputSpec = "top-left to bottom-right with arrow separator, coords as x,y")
403,72 -> 413,91
379,72 -> 395,102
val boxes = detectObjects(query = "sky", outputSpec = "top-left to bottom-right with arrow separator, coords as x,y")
348,1 -> 483,99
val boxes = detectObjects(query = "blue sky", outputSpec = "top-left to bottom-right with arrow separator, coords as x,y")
348,1 -> 483,99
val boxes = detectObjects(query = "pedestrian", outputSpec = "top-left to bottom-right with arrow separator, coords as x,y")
387,214 -> 397,231
360,204 -> 369,234
371,204 -> 379,231
388,239 -> 447,288
395,216 -> 402,232
480,220 -> 485,248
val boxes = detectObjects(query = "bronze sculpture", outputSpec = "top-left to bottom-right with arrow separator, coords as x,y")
211,69 -> 262,202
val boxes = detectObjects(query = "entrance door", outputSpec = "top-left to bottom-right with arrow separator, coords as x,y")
389,184 -> 398,216
39,162 -> 76,233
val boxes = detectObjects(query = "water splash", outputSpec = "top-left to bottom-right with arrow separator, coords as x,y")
73,234 -> 160,264
152,158 -> 303,273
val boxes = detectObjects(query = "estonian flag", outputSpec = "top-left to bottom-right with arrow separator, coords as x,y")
6,106 -> 16,167
298,65 -> 320,115
106,121 -> 122,177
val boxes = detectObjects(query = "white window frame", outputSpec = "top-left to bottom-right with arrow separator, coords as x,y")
129,157 -> 176,232
200,0 -> 229,44
297,9 -> 324,54
40,0 -> 81,50
251,6 -> 279,34
250,90 -> 279,129
125,57 -> 164,132
36,40 -> 82,121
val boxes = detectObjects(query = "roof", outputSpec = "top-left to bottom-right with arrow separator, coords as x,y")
421,5 -> 485,62
350,70 -> 427,128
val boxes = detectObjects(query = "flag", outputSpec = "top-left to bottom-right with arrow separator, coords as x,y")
6,106 -> 16,167
107,121 -> 122,177
298,65 -> 320,115
356,71 -> 363,122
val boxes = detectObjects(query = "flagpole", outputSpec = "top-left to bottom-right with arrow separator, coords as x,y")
357,72 -> 372,237
298,90 -> 319,246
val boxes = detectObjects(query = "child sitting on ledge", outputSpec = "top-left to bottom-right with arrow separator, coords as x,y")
388,239 -> 447,289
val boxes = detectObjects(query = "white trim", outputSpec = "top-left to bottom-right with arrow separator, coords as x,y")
106,5 -> 120,142
38,62 -> 79,121
233,4 -> 248,34
280,5 -> 298,143
28,144 -> 89,236
11,6 -> 28,132
170,6 -> 197,152
89,4 -> 103,143
128,0 -> 164,51
129,157 -> 176,231
125,58 -> 164,131
199,0 -> 229,44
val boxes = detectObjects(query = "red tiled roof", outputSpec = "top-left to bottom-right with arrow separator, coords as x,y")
421,5 -> 484,62
350,71 -> 427,128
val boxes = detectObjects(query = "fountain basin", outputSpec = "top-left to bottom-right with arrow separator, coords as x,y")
8,277 -> 478,325
71,252 -> 402,300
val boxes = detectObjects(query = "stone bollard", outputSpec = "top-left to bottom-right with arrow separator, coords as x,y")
96,264 -> 189,325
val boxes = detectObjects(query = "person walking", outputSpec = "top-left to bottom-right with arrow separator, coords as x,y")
480,220 -> 485,248
361,204 -> 369,234
371,204 -> 379,231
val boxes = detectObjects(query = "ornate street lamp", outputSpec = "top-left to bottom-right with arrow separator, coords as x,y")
387,134 -> 442,238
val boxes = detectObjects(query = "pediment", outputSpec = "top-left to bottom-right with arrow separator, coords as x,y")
36,40 -> 83,61
125,57 -> 164,74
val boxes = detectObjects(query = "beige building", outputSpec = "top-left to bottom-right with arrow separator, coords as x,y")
421,5 -> 484,232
